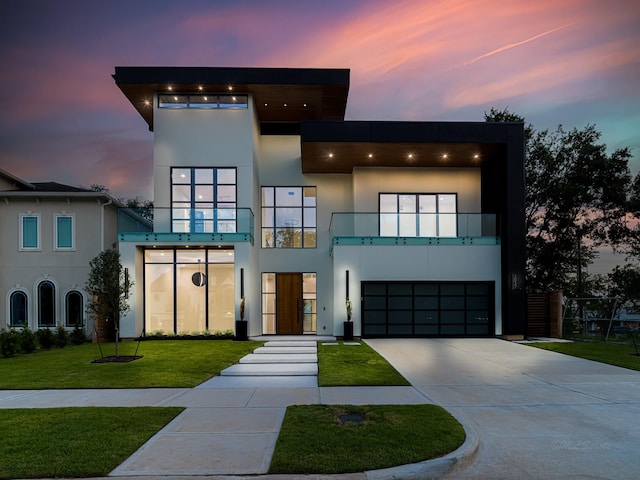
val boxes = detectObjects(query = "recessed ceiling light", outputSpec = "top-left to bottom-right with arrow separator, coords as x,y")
227,85 -> 233,91
303,103 -> 307,107
442,154 -> 448,159
328,153 -> 334,158
143,99 -> 151,106
368,153 -> 373,158
264,103 -> 268,107
408,153 -> 414,159
283,103 -> 287,107
167,85 -> 173,91
198,85 -> 203,91
473,154 -> 480,160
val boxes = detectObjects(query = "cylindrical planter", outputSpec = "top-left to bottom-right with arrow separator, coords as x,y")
343,321 -> 354,341
234,320 -> 248,341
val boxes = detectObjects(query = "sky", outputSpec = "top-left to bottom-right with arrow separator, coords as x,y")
0,0 -> 639,204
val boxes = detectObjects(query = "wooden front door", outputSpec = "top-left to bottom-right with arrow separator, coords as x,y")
276,273 -> 303,334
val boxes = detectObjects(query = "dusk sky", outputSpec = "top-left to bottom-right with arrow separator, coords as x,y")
1,0 -> 638,202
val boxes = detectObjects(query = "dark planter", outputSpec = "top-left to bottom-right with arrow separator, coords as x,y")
343,321 -> 354,341
234,320 -> 248,341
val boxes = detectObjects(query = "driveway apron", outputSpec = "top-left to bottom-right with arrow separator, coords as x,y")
366,338 -> 640,480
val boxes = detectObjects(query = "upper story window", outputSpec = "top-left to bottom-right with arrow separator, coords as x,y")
55,214 -> 74,250
20,214 -> 40,250
158,94 -> 248,109
171,167 -> 237,233
380,193 -> 457,237
261,187 -> 316,248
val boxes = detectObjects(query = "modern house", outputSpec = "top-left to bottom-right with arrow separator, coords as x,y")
0,168 -> 120,334
113,66 -> 526,340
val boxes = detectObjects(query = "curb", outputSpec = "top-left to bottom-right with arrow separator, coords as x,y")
365,417 -> 480,480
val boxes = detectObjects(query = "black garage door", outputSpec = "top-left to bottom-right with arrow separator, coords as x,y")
361,281 -> 494,337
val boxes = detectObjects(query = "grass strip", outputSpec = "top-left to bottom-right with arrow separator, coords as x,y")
317,341 -> 410,386
269,404 -> 464,474
0,407 -> 183,479
0,340 -> 260,389
527,340 -> 640,371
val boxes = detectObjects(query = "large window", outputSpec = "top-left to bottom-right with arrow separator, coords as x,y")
65,291 -> 83,327
144,248 -> 235,335
159,94 -> 248,109
55,215 -> 74,250
38,280 -> 56,327
9,290 -> 28,327
171,167 -> 236,233
261,187 -> 316,248
20,214 -> 40,250
380,193 -> 457,237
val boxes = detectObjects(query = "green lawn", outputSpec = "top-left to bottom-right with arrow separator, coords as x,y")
317,340 -> 410,386
0,340 -> 261,389
527,339 -> 640,371
269,404 -> 465,474
0,407 -> 183,479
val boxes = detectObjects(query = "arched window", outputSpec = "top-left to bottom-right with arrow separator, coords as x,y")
10,291 -> 28,327
38,281 -> 56,327
65,291 -> 83,327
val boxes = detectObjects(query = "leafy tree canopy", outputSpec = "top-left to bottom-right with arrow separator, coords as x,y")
485,108 -> 636,295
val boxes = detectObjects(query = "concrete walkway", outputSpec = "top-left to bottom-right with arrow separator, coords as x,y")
2,337 -> 639,479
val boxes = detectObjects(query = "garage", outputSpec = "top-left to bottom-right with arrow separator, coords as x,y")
361,281 -> 494,337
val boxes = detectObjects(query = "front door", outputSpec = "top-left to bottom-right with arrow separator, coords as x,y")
276,273 -> 303,334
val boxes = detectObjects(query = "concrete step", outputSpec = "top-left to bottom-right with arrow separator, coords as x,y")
253,346 -> 316,354
239,353 -> 317,364
264,341 -> 317,348
221,363 -> 318,376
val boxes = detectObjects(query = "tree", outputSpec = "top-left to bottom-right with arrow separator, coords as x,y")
85,248 -> 132,357
485,108 -> 636,294
87,184 -> 153,221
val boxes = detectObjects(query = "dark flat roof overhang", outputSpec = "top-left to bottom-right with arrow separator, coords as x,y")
113,67 -> 350,131
300,121 -> 521,173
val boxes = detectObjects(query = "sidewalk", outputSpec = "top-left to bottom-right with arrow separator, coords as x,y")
0,338 -> 477,480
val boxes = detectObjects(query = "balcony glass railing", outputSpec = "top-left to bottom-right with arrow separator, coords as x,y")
117,208 -> 255,244
330,213 -> 499,245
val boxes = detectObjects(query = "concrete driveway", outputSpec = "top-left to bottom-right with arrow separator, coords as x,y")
366,338 -> 640,480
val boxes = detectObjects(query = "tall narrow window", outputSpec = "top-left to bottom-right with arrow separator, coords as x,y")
261,186 -> 316,248
171,167 -> 236,233
38,281 -> 56,327
379,193 -> 457,237
65,291 -> 83,327
20,214 -> 40,250
9,291 -> 28,327
55,215 -> 74,250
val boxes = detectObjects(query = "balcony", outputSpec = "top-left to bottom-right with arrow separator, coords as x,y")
117,208 -> 255,244
330,213 -> 500,247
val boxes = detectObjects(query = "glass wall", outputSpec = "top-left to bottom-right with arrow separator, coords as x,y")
144,248 -> 234,335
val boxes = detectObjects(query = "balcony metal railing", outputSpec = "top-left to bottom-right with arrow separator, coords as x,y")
329,213 -> 500,246
117,207 -> 255,244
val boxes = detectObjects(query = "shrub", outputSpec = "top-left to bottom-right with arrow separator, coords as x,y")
0,330 -> 20,358
55,326 -> 69,348
37,328 -> 55,350
19,327 -> 37,354
70,324 -> 87,345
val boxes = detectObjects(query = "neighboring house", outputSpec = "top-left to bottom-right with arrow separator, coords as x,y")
0,168 -> 119,335
113,66 -> 526,339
